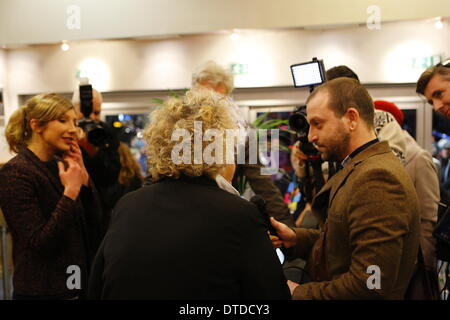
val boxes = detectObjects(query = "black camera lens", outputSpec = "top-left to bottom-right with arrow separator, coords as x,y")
289,112 -> 309,138
289,105 -> 320,157
79,119 -> 112,148
88,126 -> 109,147
289,105 -> 310,138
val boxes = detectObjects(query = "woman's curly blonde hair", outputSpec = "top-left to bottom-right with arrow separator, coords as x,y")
144,89 -> 237,181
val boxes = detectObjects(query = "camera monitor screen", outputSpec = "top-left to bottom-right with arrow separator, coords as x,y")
290,60 -> 325,88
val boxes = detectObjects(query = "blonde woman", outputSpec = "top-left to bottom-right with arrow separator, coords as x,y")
88,89 -> 290,300
0,94 -> 103,300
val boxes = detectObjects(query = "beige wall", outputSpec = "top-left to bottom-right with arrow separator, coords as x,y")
0,49 -> 5,91
1,0 -> 450,45
4,19 -> 449,94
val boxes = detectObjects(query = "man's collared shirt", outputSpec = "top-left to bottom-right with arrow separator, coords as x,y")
340,138 -> 380,169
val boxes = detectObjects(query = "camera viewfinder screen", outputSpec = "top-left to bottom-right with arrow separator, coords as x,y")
291,61 -> 324,88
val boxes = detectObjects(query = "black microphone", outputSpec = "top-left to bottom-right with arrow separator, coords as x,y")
250,195 -> 294,264
250,195 -> 278,236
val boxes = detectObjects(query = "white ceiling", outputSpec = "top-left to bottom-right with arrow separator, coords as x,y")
1,0 -> 449,46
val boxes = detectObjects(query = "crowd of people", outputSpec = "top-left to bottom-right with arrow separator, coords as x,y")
0,59 -> 449,300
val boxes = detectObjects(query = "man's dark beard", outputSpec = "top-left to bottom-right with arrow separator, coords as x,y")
321,127 -> 351,162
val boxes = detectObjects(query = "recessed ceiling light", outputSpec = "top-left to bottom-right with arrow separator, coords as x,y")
61,41 -> 70,51
435,17 -> 444,30
230,32 -> 240,41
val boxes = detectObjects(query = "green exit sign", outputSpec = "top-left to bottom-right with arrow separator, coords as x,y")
412,55 -> 442,69
230,63 -> 248,75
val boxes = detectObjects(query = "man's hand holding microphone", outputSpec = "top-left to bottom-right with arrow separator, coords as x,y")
269,217 -> 297,249
269,217 -> 301,296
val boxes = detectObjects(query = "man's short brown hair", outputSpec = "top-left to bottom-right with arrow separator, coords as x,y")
416,62 -> 450,95
326,65 -> 360,83
307,77 -> 374,128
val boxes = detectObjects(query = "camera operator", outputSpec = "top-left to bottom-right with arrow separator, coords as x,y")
72,85 -> 121,232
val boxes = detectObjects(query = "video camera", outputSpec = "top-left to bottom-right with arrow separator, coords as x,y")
289,58 -> 326,157
290,58 -> 326,89
288,58 -> 327,202
78,84 -> 115,148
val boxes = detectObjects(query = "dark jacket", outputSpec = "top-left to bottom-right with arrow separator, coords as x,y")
88,175 -> 290,300
440,158 -> 450,204
233,163 -> 294,227
0,148 -> 103,299
292,141 -> 420,299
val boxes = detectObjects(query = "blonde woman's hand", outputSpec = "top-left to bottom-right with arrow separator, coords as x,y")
58,159 -> 84,201
64,140 -> 90,186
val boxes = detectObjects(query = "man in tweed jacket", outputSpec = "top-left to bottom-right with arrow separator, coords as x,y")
271,78 -> 420,299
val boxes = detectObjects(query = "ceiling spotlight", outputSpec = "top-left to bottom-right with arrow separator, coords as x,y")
435,18 -> 444,30
61,41 -> 70,51
230,31 -> 240,41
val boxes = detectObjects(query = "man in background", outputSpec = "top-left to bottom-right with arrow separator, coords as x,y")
192,61 -> 294,227
416,59 -> 450,119
72,86 -> 121,231
374,100 -> 439,272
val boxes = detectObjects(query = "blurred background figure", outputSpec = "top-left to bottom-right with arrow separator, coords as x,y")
374,100 -> 440,273
117,142 -> 143,193
440,140 -> 450,204
0,94 -> 103,299
192,61 -> 294,227
88,89 -> 290,299
101,142 -> 143,208
72,85 -> 121,231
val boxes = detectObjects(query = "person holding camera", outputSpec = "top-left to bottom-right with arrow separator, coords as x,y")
72,86 -> 121,231
270,78 -> 420,299
0,94 -> 103,299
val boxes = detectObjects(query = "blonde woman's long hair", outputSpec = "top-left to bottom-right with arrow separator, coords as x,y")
5,93 -> 74,153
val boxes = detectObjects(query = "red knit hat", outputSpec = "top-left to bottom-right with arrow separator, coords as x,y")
374,100 -> 404,126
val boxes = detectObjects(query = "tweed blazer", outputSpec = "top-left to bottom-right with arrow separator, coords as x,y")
292,141 -> 420,299
0,147 -> 103,298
